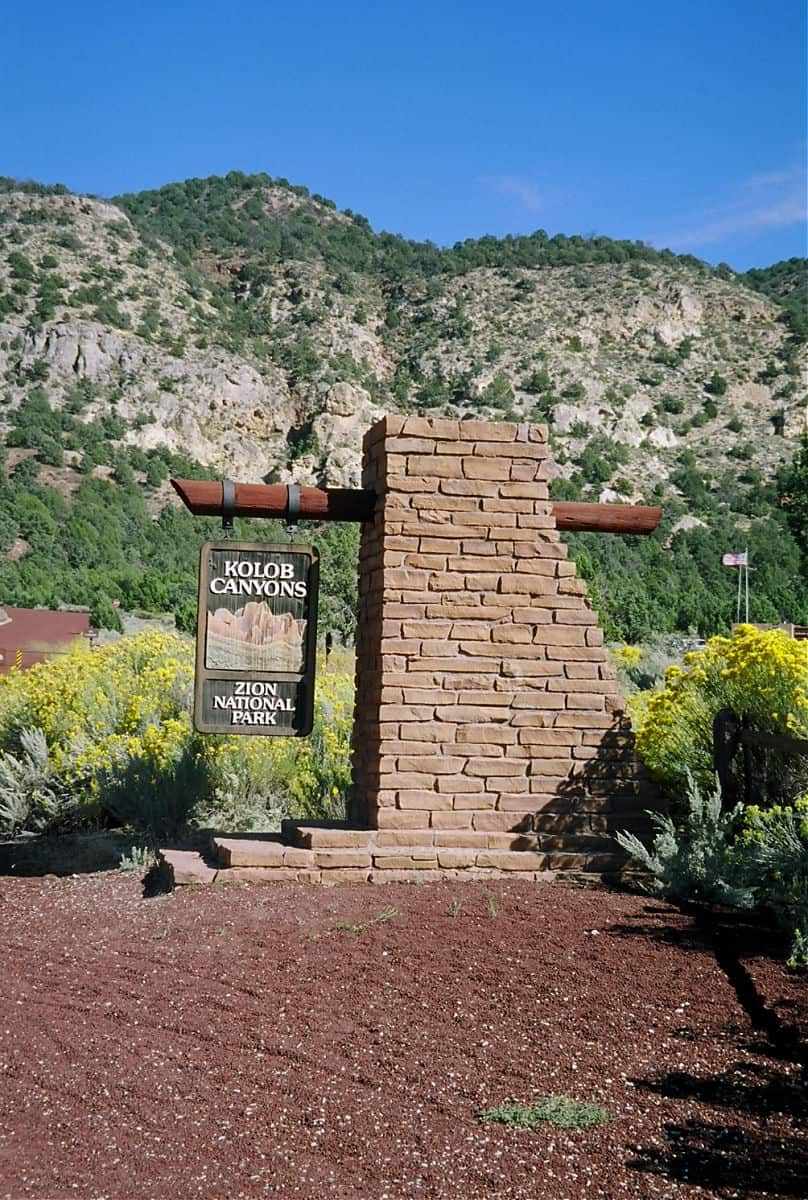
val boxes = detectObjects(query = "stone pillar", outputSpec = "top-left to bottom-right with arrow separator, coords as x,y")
349,415 -> 651,863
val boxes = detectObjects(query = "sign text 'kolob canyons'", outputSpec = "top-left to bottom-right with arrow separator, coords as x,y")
194,542 -> 319,735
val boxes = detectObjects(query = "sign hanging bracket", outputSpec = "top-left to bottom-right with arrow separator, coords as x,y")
221,479 -> 235,538
286,483 -> 300,541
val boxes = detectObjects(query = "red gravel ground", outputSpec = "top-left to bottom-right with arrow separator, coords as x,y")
0,875 -> 805,1200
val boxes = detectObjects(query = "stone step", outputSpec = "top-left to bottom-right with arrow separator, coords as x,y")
376,829 -> 541,851
542,850 -> 628,874
160,845 -> 627,887
372,845 -> 549,872
535,833 -> 616,853
215,865 -> 320,885
527,814 -> 602,835
211,835 -> 315,869
159,849 -> 218,887
282,820 -> 374,849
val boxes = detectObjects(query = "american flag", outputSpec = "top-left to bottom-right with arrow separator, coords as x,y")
722,552 -> 748,567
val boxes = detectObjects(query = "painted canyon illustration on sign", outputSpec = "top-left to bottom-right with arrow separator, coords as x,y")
206,603 -> 305,672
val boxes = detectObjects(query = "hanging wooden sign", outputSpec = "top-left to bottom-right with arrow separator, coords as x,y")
194,541 -> 319,736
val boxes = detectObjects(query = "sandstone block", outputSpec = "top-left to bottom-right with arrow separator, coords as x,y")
428,603 -> 510,620
450,622 -> 492,640
412,494 -> 475,512
463,457 -> 512,480
399,721 -> 446,741
502,661 -> 564,678
433,830 -> 489,846
475,850 -> 547,870
491,625 -> 532,643
214,838 -> 285,867
546,646 -> 605,661
499,482 -> 545,498
385,438 -> 436,454
283,847 -> 317,868
402,620 -> 452,638
315,850 -> 373,869
558,578 -> 589,596
565,662 -> 599,678
496,793 -> 543,811
543,619 -> 593,644
450,510 -> 517,528
407,455 -> 464,478
430,811 -> 474,829
160,850 -> 217,887
460,420 -> 517,441
377,829 -> 435,847
451,794 -> 497,810
510,462 -> 542,481
384,568 -> 429,590
565,694 -> 607,710
483,775 -> 529,793
455,725 -> 517,745
513,607 -> 552,624
373,853 -> 438,870
401,416 -> 460,439
440,479 -> 498,497
437,849 -> 477,869
528,757 -> 574,775
464,758 -> 526,777
436,706 -> 510,722
472,812 -> 531,831
321,868 -> 373,884
435,774 -> 484,792
217,866 -> 297,884
487,832 -> 540,849
554,712 -> 615,729
398,790 -> 453,810
375,809 -> 426,829
474,441 -> 544,459
482,497 -> 525,513
369,869 -> 444,884
397,755 -> 468,774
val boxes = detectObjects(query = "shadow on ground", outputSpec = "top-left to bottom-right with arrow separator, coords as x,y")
627,1035 -> 808,1196
0,832 -> 141,876
629,1118 -> 807,1197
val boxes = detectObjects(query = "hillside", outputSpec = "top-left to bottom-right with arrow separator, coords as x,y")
0,171 -> 805,639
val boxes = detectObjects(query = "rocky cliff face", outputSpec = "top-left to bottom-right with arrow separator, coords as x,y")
0,184 -> 804,501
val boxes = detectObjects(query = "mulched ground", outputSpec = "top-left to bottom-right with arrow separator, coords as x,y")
0,875 -> 805,1200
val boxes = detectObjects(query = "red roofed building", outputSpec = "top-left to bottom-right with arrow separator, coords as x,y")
0,607 -> 92,673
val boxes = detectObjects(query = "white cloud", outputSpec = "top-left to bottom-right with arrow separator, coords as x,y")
655,163 -> 807,251
483,174 -> 544,214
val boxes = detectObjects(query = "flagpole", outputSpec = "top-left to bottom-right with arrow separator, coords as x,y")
744,548 -> 749,623
736,564 -> 742,625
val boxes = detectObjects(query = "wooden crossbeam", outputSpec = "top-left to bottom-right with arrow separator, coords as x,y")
171,479 -> 662,535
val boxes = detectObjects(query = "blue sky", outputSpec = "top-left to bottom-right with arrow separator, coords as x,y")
3,0 -> 805,269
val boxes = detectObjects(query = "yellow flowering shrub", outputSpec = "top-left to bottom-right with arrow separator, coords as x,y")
629,625 -> 808,796
614,644 -> 643,668
0,631 -> 194,788
0,633 -> 356,834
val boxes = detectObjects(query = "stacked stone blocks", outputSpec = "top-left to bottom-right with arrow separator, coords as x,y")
349,414 -> 652,870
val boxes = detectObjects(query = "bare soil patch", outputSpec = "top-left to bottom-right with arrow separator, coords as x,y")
0,875 -> 804,1200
